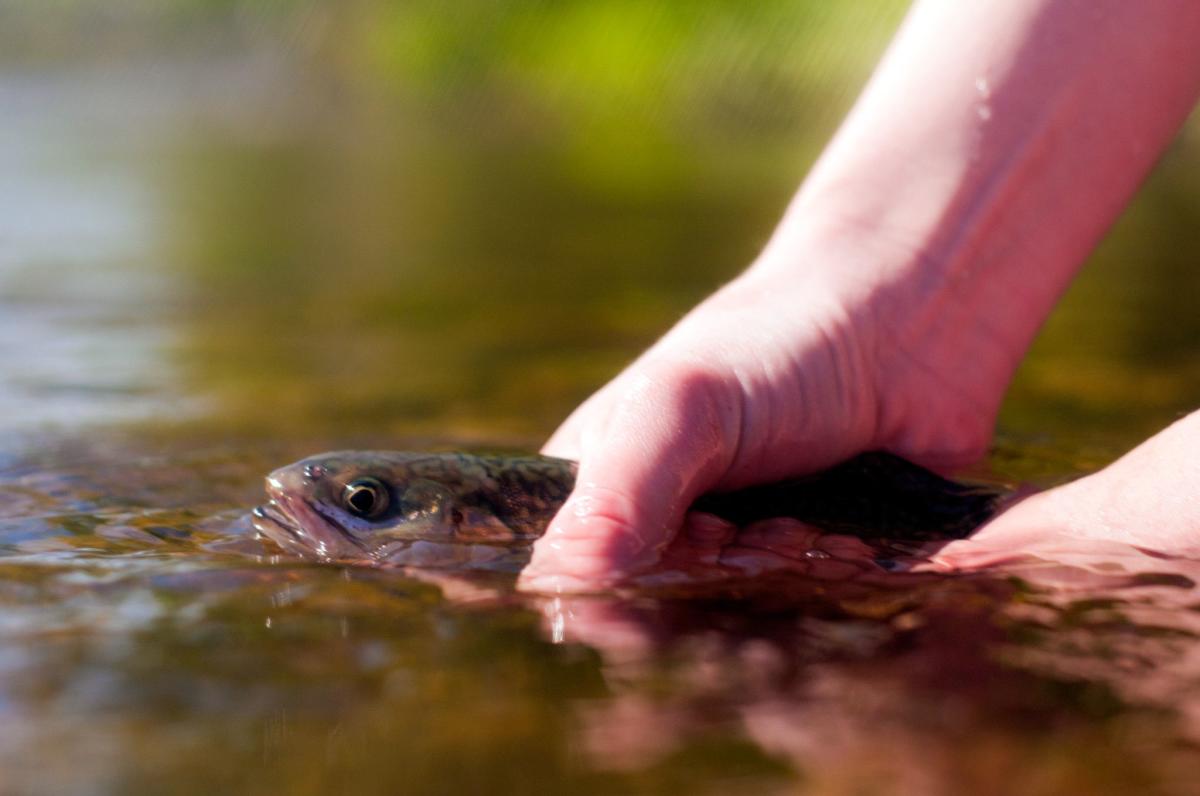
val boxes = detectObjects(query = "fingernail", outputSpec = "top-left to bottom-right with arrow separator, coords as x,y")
518,571 -> 609,594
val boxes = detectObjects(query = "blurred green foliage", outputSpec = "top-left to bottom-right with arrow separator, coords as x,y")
4,0 -> 1199,451
361,0 -> 904,128
143,0 -> 911,441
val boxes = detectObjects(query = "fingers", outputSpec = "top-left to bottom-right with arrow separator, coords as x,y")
936,409 -> 1200,570
520,367 -> 737,592
540,378 -> 616,460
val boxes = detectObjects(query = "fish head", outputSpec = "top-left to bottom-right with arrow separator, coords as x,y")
252,451 -> 471,564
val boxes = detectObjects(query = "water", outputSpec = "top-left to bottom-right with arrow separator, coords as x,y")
2,2 -> 1200,794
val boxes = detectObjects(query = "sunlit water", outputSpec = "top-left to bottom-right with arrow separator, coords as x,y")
2,4 -> 1200,794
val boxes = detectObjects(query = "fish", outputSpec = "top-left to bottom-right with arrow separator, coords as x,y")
251,450 -> 1001,566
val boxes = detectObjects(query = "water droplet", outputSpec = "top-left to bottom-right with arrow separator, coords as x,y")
548,597 -> 565,644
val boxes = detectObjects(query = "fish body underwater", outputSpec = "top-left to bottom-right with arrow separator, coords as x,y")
252,451 -> 1001,566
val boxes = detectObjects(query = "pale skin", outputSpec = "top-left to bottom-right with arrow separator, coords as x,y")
519,0 -> 1200,592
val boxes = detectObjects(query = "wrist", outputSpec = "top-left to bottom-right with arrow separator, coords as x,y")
744,210 -> 1016,468
742,0 -> 1200,466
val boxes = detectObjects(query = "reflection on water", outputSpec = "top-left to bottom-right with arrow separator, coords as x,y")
5,439 -> 1200,794
1,1 -> 1200,794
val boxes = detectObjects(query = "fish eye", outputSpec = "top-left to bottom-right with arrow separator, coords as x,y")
342,477 -> 390,519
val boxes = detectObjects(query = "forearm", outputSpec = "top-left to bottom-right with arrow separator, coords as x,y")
525,0 -> 1200,589
754,0 -> 1200,436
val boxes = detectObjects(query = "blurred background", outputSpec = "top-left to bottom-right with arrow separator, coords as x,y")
3,0 -> 1197,461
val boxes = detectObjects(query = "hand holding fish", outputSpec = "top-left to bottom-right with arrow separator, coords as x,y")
252,3 -> 1200,588
523,260 -> 1007,590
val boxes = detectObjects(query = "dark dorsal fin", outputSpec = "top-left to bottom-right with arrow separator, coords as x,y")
691,451 -> 1000,541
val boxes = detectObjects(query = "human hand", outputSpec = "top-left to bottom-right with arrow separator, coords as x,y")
934,410 -> 1200,570
520,237 -> 1012,591
518,0 -> 1200,593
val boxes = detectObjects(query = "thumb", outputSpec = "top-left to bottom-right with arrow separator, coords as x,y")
520,370 -> 734,592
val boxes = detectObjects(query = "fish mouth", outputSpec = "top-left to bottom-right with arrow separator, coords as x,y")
251,495 -> 367,562
252,502 -> 299,542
